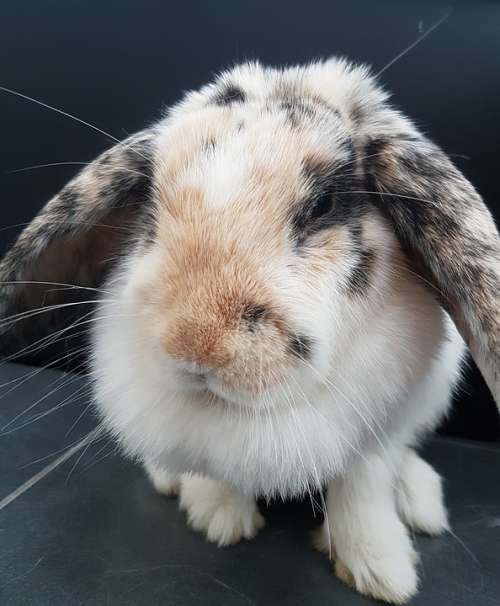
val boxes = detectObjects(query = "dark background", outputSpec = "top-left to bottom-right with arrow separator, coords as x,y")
0,0 -> 498,440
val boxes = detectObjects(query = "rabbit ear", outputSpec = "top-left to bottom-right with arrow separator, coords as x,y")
366,133 -> 500,409
0,128 -> 156,359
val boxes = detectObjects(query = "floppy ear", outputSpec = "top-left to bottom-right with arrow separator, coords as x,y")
366,132 -> 500,410
0,128 -> 156,361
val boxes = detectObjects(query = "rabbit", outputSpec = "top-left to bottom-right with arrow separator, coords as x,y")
0,59 -> 499,604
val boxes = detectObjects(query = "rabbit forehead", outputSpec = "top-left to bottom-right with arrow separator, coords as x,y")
171,58 -> 386,127
153,61 -> 363,212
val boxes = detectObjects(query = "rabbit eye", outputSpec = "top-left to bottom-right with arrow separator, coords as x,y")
291,164 -> 362,247
309,192 -> 334,221
292,190 -> 336,240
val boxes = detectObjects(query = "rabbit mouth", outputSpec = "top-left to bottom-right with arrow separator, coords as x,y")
176,366 -> 280,408
178,370 -> 236,403
178,370 -> 209,392
203,376 -> 278,409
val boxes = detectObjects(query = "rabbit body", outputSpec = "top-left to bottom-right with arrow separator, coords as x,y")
88,60 -> 467,603
92,241 -> 464,498
92,219 -> 463,603
4,58 -> 496,604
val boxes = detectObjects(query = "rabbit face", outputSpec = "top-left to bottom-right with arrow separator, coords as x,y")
117,79 -> 393,409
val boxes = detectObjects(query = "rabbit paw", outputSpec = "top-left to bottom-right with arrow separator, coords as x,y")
331,512 -> 419,604
179,474 -> 264,546
396,449 -> 449,535
145,463 -> 180,496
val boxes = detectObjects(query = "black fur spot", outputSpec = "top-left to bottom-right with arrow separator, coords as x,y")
349,103 -> 364,126
242,304 -> 267,327
203,137 -> 217,153
289,334 -> 312,360
363,136 -> 420,170
99,173 -> 149,210
346,249 -> 376,296
292,153 -> 369,246
99,139 -> 154,211
278,99 -> 316,127
363,138 -> 386,163
213,85 -> 246,106
57,186 -> 81,216
50,185 -> 84,238
365,135 -> 500,348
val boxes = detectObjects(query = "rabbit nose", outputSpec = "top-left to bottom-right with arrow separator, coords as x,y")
164,317 -> 233,369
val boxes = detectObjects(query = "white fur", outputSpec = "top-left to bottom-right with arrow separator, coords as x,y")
313,445 -> 452,603
146,465 -> 264,545
178,474 -> 264,546
396,448 -> 449,535
323,451 -> 420,604
145,462 -> 180,496
92,242 -> 463,498
93,249 -> 463,604
90,60 -> 467,604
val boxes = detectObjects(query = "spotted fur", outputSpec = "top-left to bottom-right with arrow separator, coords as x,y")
0,56 -> 497,415
0,130 -> 155,356
366,135 -> 499,404
0,58 -> 499,604
0,53 -> 498,471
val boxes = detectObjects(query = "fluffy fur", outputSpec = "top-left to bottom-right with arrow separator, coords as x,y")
1,59 -> 499,603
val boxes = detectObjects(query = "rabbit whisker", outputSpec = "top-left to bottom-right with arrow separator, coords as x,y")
376,6 -> 453,77
0,84 -> 150,164
0,425 -> 103,512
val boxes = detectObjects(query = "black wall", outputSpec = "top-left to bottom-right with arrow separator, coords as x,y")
0,0 -> 499,440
